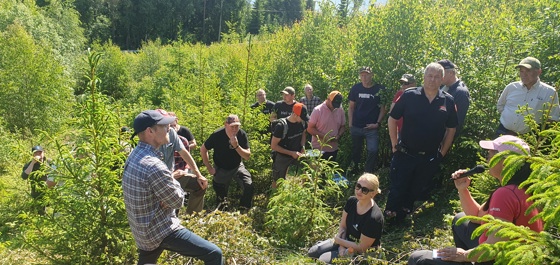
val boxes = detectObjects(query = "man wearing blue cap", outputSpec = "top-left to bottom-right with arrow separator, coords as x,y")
438,59 -> 470,138
123,110 -> 222,265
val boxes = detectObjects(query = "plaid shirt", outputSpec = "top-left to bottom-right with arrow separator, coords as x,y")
173,135 -> 191,171
122,141 -> 185,251
300,95 -> 322,113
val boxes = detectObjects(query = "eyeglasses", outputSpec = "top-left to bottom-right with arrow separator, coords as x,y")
355,183 -> 372,195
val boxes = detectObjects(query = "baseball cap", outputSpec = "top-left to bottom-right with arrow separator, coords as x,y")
479,135 -> 530,154
437,59 -> 457,70
292,103 -> 309,121
131,110 -> 176,138
281,87 -> 295,95
399,74 -> 416,84
328,91 -> 343,109
225,114 -> 241,126
32,145 -> 44,153
359,66 -> 372,74
516,57 -> 541,70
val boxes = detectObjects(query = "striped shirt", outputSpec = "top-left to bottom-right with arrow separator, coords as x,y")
122,141 -> 185,251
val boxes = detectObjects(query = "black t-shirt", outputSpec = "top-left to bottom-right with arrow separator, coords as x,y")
273,101 -> 296,119
344,196 -> 384,248
251,100 -> 275,115
273,119 -> 306,152
390,87 -> 458,153
203,127 -> 249,170
348,83 -> 385,127
177,126 -> 194,142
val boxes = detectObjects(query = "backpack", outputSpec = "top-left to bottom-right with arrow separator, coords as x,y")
271,118 -> 307,140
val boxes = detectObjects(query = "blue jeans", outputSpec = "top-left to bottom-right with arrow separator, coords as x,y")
138,228 -> 223,265
350,126 -> 379,173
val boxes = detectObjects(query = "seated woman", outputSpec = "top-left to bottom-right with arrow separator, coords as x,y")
308,173 -> 384,264
408,135 -> 544,265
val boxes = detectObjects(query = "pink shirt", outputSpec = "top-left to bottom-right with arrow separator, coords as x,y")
479,184 -> 543,244
308,102 -> 346,152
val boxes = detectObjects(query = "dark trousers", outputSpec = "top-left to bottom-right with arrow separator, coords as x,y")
212,163 -> 253,209
408,212 -> 489,265
386,151 -> 441,219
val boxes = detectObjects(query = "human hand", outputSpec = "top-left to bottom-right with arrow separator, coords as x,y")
438,247 -> 469,262
364,123 -> 378,130
291,151 -> 304,159
451,169 -> 471,191
197,175 -> 208,190
229,136 -> 239,149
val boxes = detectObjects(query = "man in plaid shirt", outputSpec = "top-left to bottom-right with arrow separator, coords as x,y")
123,110 -> 222,265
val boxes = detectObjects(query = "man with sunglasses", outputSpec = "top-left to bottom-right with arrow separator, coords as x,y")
200,114 -> 254,211
438,59 -> 470,138
123,110 -> 222,265
389,74 -> 417,135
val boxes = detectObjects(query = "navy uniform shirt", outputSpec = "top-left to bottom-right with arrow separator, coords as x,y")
390,87 -> 458,153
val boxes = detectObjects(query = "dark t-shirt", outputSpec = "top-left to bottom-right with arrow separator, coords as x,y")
344,196 -> 384,248
251,100 -> 275,115
348,83 -> 385,127
177,126 -> 194,142
390,87 -> 458,153
203,127 -> 249,170
273,119 -> 306,152
273,101 -> 296,119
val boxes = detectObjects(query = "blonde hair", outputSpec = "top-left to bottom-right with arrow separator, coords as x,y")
358,173 -> 381,194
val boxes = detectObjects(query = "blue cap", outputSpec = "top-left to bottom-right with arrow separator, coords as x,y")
131,110 -> 175,138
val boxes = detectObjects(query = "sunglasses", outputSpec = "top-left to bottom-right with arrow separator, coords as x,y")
355,183 -> 372,195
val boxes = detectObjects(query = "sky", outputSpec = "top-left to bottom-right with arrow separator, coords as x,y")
331,0 -> 387,10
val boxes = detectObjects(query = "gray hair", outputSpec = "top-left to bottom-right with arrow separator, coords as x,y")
424,62 -> 445,77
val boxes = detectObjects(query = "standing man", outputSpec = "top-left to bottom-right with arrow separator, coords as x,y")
271,103 -> 308,188
348,66 -> 387,173
271,86 -> 297,121
300,84 -> 321,114
385,63 -> 458,222
250,88 -> 275,115
157,109 -> 208,215
123,110 -> 222,265
496,56 -> 560,136
200,115 -> 254,210
307,91 -> 346,161
438,59 -> 471,137
21,145 -> 55,215
389,74 -> 417,135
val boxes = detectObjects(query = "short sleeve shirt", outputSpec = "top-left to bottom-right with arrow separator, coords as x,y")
308,102 -> 346,151
159,129 -> 185,171
273,101 -> 296,119
177,126 -> 195,142
203,127 -> 249,170
273,119 -> 306,152
251,100 -> 275,115
390,87 -> 458,152
479,184 -> 543,244
348,83 -> 385,127
344,196 -> 384,248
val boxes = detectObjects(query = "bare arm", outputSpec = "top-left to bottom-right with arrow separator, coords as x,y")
188,139 -> 197,150
307,121 -> 325,140
200,144 -> 215,175
439,127 -> 456,156
348,101 -> 355,128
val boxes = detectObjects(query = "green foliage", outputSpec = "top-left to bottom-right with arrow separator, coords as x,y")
265,152 -> 345,247
18,51 -> 135,264
0,23 -> 75,135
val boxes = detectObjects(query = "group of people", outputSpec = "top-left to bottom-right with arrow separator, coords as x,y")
65,56 -> 552,264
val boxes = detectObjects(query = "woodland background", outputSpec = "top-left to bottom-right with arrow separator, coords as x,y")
1,0 -> 560,264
